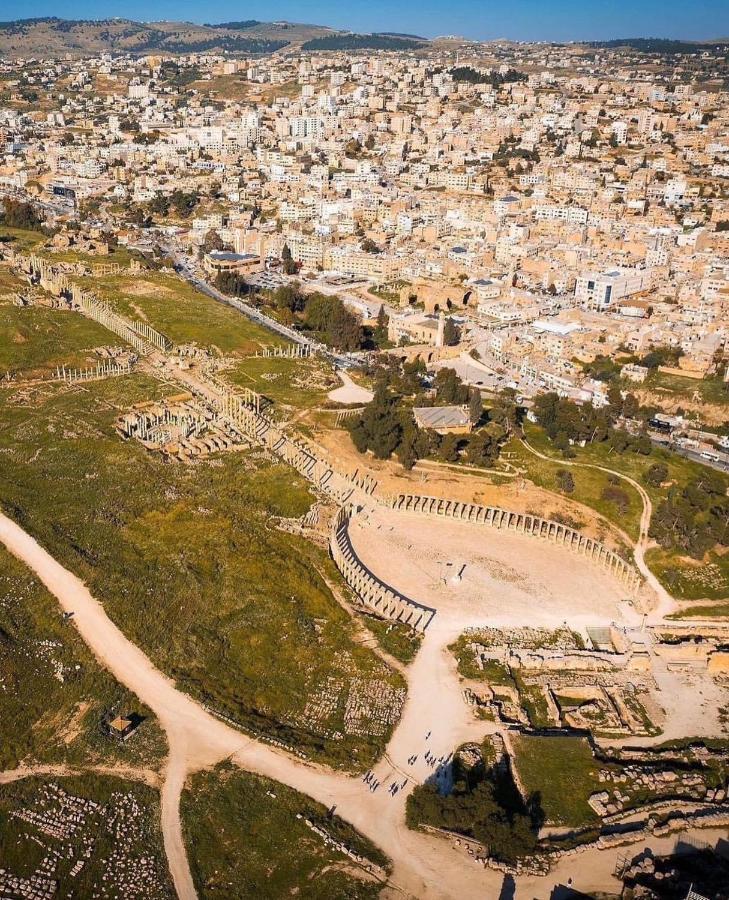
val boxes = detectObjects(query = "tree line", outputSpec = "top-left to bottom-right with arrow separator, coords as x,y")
533,390 -> 729,559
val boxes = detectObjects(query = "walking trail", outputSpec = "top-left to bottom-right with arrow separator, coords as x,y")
0,503 -> 704,900
520,438 -> 676,619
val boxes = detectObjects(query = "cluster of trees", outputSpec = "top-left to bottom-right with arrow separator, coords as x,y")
582,346 -> 686,383
214,270 -> 255,297
301,33 -> 423,51
158,61 -> 202,86
639,345 -> 684,370
148,189 -> 200,218
536,392 -> 729,558
269,283 -> 363,351
449,66 -> 527,87
492,134 -> 540,166
406,751 -> 540,863
303,293 -> 362,351
348,367 -> 517,470
281,243 -> 298,275
532,391 -> 652,458
128,205 -> 153,228
650,470 -> 729,558
0,199 -> 44,232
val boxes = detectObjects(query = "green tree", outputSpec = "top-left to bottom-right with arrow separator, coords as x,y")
273,282 -> 305,314
439,433 -> 462,462
281,243 -> 297,275
645,463 -> 668,487
556,469 -> 575,493
434,368 -> 469,404
349,386 -> 402,459
202,230 -> 225,254
468,389 -> 483,425
443,318 -> 461,346
374,305 -> 389,345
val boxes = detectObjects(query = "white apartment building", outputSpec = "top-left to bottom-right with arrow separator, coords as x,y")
575,268 -> 651,311
535,204 -> 588,225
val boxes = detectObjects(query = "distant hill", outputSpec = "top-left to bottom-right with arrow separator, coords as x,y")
0,17 -> 336,57
586,37 -> 729,53
301,32 -> 427,52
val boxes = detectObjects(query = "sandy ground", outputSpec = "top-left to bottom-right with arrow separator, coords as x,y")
1,510 -> 725,900
313,425 -> 629,550
327,370 -> 374,405
349,506 -> 633,628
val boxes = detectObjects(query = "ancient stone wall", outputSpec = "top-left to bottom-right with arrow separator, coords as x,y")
329,506 -> 436,632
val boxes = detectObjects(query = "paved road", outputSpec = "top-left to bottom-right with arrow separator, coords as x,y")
651,438 -> 729,474
164,247 -> 361,370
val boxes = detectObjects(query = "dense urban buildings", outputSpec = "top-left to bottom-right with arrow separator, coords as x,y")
1,19 -> 729,900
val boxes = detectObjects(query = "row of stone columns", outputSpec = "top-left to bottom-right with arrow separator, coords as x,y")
329,507 -> 435,632
15,252 -> 172,357
257,344 -> 311,359
55,360 -> 132,384
392,493 -> 642,593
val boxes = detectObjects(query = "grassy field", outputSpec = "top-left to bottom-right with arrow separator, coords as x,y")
183,764 -> 388,899
0,545 -> 167,770
45,243 -> 140,267
506,427 -> 644,542
0,774 -> 173,897
643,370 -> 729,409
92,270 -> 273,353
513,422 -> 729,556
670,602 -> 729,618
0,225 -> 47,253
0,364 -> 403,769
362,618 -> 423,665
510,734 -> 600,827
0,297 -> 114,379
646,547 -> 729,603
229,354 -> 337,412
449,635 -> 515,684
0,274 -> 405,768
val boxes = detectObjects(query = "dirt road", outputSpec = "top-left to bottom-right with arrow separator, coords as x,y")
2,509 -> 719,900
520,438 -> 676,618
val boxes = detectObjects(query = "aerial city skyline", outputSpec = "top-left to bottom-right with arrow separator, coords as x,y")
0,9 -> 728,900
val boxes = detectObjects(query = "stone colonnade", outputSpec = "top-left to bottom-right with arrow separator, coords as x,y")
55,360 -> 133,384
392,493 -> 642,593
330,506 -> 435,632
257,343 -> 311,359
10,251 -> 171,355
117,402 -> 210,443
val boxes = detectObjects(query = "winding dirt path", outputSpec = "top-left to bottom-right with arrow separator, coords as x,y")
2,508 -> 713,900
520,438 -> 676,618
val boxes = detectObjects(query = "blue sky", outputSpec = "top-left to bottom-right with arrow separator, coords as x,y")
3,0 -> 729,42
